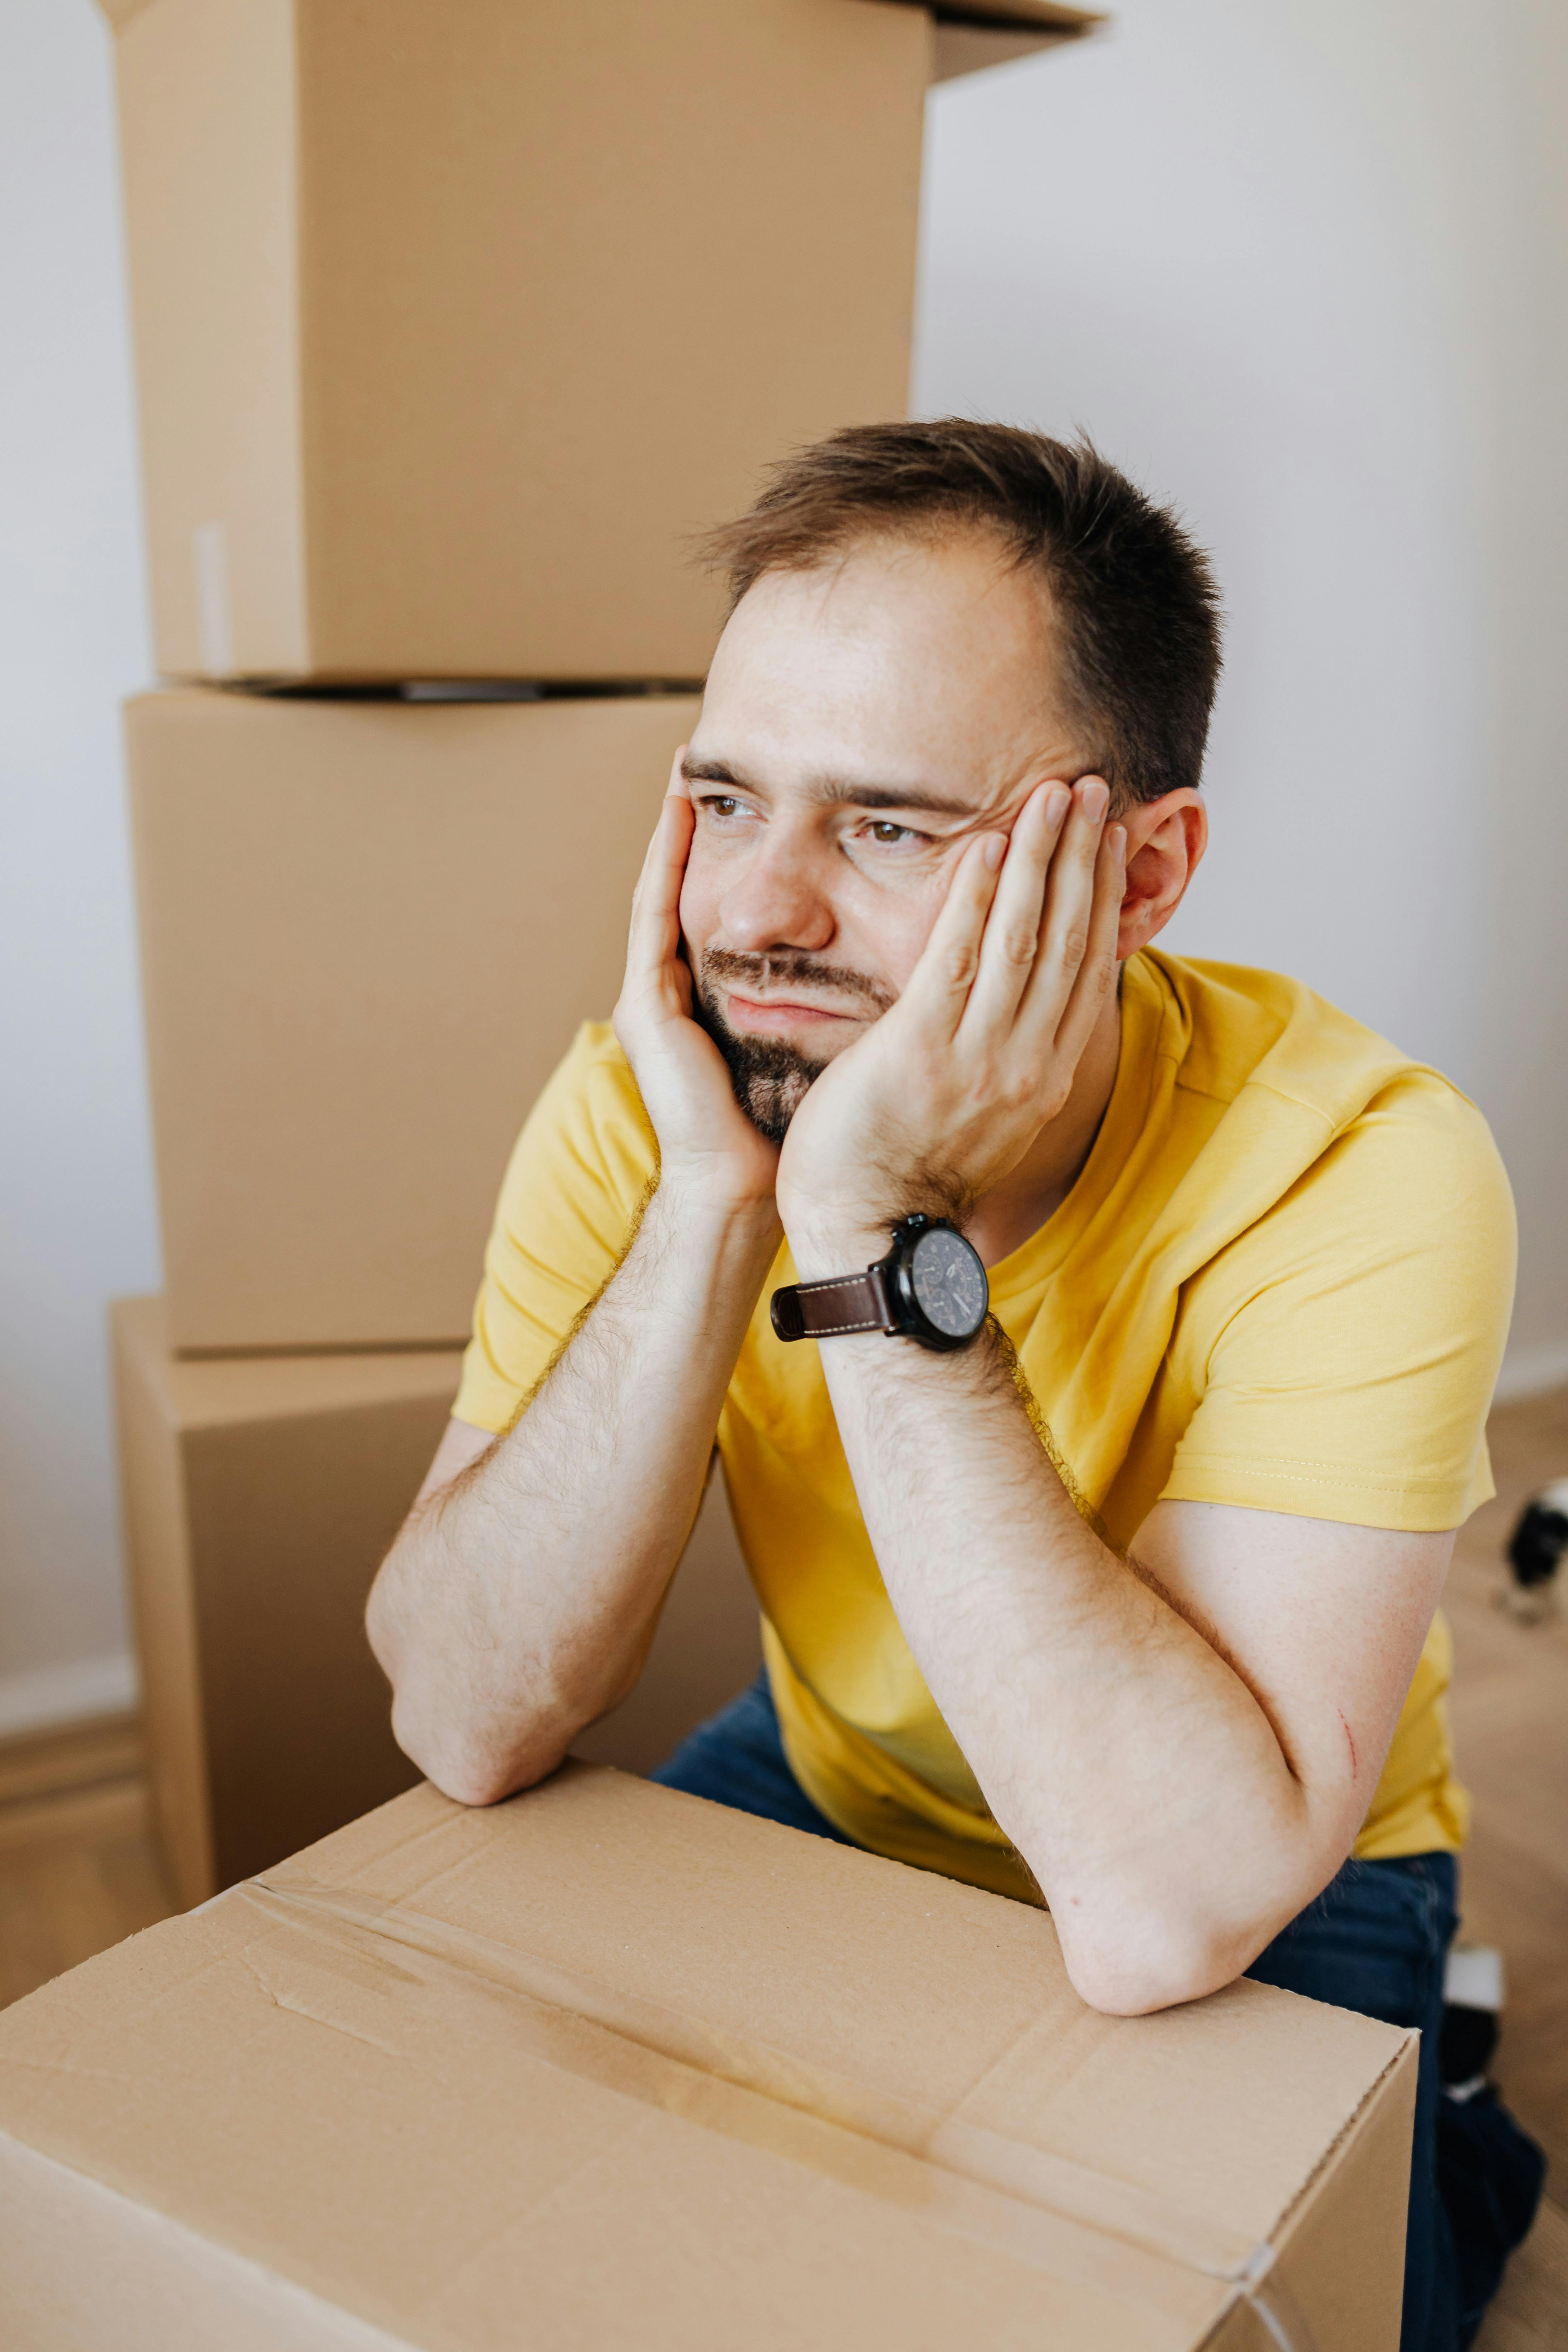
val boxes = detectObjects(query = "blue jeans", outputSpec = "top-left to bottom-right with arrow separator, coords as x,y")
654,1673 -> 1544,2352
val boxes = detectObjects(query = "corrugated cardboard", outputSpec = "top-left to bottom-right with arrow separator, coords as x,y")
0,1764 -> 1414,2350
113,1297 -> 760,1909
127,687 -> 700,1354
104,0 -> 938,683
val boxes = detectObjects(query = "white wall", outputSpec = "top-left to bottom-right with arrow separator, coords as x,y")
0,0 -> 158,1726
918,0 -> 1568,1386
1,0 -> 1564,1727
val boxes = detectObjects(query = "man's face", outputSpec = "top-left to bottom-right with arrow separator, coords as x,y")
679,530 -> 1089,1139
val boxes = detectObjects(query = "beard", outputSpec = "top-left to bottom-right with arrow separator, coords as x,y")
691,947 -> 893,1144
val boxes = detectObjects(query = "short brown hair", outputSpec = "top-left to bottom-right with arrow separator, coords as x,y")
704,420 -> 1223,806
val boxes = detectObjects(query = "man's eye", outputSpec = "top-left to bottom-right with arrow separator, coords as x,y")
866,820 -> 922,847
702,796 -> 747,819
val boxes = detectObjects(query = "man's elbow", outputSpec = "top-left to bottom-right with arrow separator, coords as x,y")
1046,1832 -> 1348,2017
415,1743 -> 544,1812
388,1684 -> 571,1811
1061,1936 -> 1231,2017
1055,1901 -> 1282,2017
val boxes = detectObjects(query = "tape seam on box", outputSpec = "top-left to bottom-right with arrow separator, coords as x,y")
241,1875 -> 1322,2346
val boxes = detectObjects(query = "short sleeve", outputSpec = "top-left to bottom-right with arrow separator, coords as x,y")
451,1023 -> 659,1435
1162,1075 -> 1516,1531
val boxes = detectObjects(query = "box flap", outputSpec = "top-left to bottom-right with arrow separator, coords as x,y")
0,1768 -> 1411,2352
930,0 -> 1101,83
932,0 -> 1098,22
113,1295 -> 462,1431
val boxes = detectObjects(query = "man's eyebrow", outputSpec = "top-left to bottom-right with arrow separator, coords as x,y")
682,756 -> 748,787
681,755 -> 978,820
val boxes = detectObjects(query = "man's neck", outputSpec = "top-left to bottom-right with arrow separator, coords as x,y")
963,980 -> 1124,1269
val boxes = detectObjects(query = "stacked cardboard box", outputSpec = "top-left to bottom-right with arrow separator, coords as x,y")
101,0 -> 1091,1902
102,0 -> 1088,684
125,689 -> 703,1353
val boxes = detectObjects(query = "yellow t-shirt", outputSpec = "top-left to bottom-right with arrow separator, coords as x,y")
455,951 -> 1515,1899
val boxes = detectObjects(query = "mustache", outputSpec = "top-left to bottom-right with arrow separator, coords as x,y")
698,947 -> 895,1018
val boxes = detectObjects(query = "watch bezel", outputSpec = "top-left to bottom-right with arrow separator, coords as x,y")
884,1215 -> 990,1352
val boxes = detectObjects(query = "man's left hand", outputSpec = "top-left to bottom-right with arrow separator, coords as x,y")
776,776 -> 1125,1272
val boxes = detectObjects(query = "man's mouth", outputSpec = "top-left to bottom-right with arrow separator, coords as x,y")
722,991 -> 864,1036
700,949 -> 895,1040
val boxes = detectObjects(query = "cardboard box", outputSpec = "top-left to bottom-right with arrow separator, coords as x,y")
0,1762 -> 1414,2350
127,687 -> 701,1354
113,1297 -> 760,1909
102,0 -> 1060,685
100,0 -> 1092,685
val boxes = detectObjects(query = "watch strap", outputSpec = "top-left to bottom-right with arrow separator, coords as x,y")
770,1264 -> 893,1343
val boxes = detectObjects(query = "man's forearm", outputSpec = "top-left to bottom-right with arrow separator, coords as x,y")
370,1180 -> 779,1804
810,1318 -> 1321,2013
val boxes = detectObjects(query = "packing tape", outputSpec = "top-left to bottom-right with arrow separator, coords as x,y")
239,1875 -> 1319,2348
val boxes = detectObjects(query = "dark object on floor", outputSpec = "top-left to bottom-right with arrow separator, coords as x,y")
1439,2087 -> 1548,2348
1506,1480 -> 1568,1589
1434,1944 -> 1548,2345
1501,1479 -> 1568,1620
1440,2002 -> 1499,2091
1441,1946 -> 1504,2097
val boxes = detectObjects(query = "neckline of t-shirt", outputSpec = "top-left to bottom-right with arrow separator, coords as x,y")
983,952 -> 1173,1306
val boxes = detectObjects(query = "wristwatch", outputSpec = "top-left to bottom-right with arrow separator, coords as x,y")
770,1214 -> 990,1353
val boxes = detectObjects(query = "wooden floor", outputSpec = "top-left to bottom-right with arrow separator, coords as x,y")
1445,1385 -> 1568,2349
0,1709 -> 169,2007
2,1390 -> 1565,2338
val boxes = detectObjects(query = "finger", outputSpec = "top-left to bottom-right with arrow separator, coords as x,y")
896,831 -> 1006,1041
625,750 -> 694,977
957,779 -> 1071,1043
1050,814 -> 1126,1064
1014,776 -> 1110,1038
629,750 -> 692,915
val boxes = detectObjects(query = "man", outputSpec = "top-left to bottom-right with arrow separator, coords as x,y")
368,423 -> 1540,2347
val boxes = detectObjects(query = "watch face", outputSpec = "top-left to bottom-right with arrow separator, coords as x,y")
908,1225 -> 989,1340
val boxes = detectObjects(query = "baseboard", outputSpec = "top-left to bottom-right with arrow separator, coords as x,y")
0,1653 -> 140,1743
1495,1342 -> 1568,1407
0,1776 -> 149,1855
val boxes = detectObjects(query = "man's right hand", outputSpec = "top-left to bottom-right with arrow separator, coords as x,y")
372,759 -> 783,1806
613,756 -> 781,1212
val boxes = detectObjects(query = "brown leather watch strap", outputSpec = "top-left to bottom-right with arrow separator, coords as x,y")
771,1264 -> 893,1342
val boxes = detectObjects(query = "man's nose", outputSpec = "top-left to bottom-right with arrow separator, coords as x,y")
719,825 -> 836,956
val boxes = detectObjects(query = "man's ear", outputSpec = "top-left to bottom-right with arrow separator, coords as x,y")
1117,790 -> 1206,959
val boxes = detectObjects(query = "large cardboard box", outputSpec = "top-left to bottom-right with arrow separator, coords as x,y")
0,1763 -> 1415,2349
98,0 -> 1089,685
114,1298 -> 761,1910
127,687 -> 700,1354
